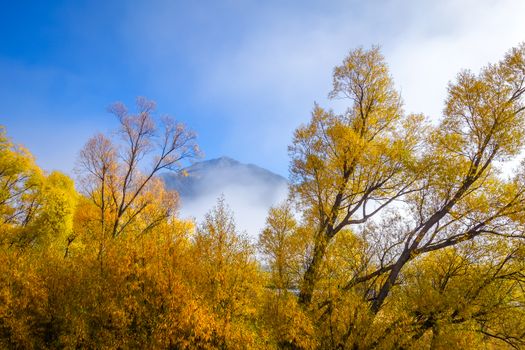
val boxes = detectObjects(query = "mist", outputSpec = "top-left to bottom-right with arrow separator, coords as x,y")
163,157 -> 289,241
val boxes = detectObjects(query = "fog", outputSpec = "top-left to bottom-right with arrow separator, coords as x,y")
164,157 -> 289,241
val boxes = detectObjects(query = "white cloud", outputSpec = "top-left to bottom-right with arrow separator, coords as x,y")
203,0 -> 525,116
386,0 -> 525,119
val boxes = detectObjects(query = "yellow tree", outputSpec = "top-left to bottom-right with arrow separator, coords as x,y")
259,201 -> 309,291
290,47 -> 422,306
26,171 -> 78,255
0,127 -> 43,237
192,197 -> 263,348
288,44 -> 525,348
0,127 -> 78,252
357,44 -> 525,315
0,128 -> 80,348
258,202 -> 317,349
396,243 -> 525,349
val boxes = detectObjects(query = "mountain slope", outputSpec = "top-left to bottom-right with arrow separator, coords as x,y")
162,157 -> 288,237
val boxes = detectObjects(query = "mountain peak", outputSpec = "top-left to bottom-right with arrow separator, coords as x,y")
162,157 -> 288,237
162,156 -> 289,236
207,156 -> 240,167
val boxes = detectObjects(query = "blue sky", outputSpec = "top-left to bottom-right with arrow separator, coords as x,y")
1,0 -> 524,177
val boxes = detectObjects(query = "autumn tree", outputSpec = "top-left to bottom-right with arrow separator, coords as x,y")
396,242 -> 525,349
289,47 -> 421,306
0,127 -> 78,252
77,97 -> 199,240
286,44 -> 525,348
259,201 -> 309,291
357,43 -> 525,315
258,202 -> 317,349
0,127 -> 79,348
191,197 -> 264,348
0,127 -> 43,239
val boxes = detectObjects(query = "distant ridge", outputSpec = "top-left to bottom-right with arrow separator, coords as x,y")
162,157 -> 288,236
163,156 -> 287,202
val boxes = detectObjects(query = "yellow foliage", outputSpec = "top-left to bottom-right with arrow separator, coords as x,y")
2,43 -> 525,349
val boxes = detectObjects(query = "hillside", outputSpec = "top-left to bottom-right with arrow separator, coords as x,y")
162,157 -> 289,237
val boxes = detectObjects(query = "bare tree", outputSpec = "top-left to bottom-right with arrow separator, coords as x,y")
77,97 -> 199,238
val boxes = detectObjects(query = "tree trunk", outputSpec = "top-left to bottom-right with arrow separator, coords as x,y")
299,234 -> 329,306
371,249 -> 411,314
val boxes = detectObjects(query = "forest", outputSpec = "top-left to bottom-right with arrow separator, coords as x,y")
1,44 -> 525,349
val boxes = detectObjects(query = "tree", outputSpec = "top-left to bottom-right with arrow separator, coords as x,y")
77,97 -> 199,239
287,43 -> 525,348
0,126 -> 43,235
0,127 -> 78,252
259,201 -> 308,291
0,128 -> 78,348
192,197 -> 264,348
397,242 -> 525,349
28,171 -> 78,255
361,43 -> 525,314
290,47 -> 421,306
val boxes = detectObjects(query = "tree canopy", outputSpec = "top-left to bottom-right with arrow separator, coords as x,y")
1,45 -> 525,349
